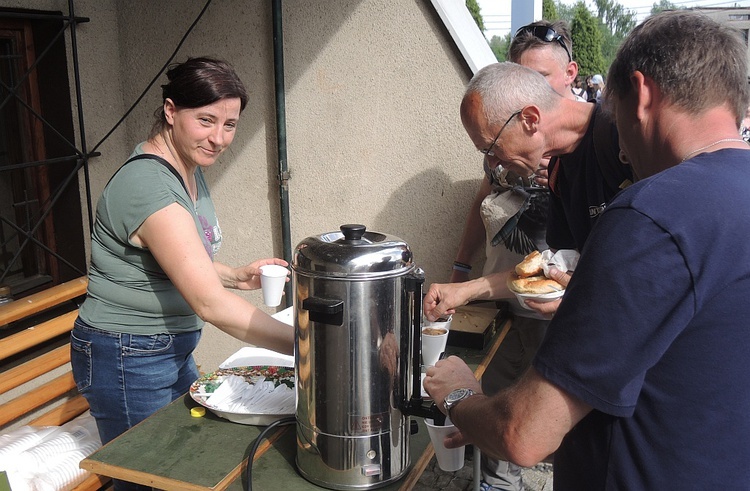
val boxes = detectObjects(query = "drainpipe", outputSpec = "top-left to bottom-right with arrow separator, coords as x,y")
272,0 -> 293,307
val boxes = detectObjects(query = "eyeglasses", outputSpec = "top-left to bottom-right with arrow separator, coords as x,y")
515,25 -> 573,63
480,110 -> 522,158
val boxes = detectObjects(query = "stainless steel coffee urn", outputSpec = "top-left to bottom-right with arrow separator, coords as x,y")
293,224 -> 427,490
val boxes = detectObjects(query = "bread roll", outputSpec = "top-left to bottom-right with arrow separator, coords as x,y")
515,251 -> 543,278
508,275 -> 564,294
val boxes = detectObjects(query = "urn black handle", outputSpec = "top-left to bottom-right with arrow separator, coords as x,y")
302,296 -> 344,326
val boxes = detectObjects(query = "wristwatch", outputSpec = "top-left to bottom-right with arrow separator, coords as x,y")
443,387 -> 475,418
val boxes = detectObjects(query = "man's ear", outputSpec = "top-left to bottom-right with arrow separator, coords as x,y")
519,105 -> 542,131
631,71 -> 654,122
565,61 -> 579,86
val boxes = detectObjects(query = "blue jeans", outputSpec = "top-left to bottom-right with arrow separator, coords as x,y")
71,318 -> 201,491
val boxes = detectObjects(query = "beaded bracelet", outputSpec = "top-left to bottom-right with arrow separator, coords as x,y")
452,261 -> 472,273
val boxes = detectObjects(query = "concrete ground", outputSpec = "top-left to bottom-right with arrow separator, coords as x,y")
413,450 -> 553,491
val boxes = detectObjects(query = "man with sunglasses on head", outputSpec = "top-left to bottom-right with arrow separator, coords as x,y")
437,21 -> 585,491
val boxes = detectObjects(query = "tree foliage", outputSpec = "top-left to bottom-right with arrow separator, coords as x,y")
468,0 -> 640,71
571,2 -> 607,76
543,0 -> 558,21
651,0 -> 682,16
592,0 -> 636,69
555,1 -> 577,22
594,0 -> 637,37
466,0 -> 485,32
548,1 -> 636,76
490,34 -> 511,62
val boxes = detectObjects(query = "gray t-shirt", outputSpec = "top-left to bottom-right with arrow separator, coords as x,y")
79,145 -> 221,334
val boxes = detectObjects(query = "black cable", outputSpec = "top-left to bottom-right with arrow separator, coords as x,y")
245,416 -> 296,491
89,0 -> 213,155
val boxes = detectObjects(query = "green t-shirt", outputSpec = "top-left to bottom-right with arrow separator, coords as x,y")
79,145 -> 222,334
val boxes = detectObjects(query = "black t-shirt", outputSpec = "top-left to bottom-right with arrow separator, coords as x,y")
546,103 -> 631,251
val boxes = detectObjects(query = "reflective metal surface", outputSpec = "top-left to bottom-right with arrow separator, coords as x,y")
294,224 -> 413,278
293,225 -> 422,490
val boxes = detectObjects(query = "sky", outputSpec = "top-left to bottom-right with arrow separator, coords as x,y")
476,0 -> 750,40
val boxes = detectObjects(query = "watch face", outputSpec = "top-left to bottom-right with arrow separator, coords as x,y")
448,387 -> 471,403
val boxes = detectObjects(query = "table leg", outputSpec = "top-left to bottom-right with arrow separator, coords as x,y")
473,445 -> 481,491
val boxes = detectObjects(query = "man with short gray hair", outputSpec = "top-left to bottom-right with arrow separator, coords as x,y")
446,21 -> 586,490
425,60 -> 630,318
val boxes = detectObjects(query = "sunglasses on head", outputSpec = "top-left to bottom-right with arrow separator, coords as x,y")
515,25 -> 573,63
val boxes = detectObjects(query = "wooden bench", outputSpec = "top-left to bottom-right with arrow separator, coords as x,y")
0,276 -> 110,491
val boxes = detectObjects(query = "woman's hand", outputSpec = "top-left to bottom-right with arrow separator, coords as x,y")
231,258 -> 289,290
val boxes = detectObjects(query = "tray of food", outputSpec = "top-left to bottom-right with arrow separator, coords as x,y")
190,347 -> 295,425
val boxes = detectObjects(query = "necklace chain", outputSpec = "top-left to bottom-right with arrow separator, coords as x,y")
681,138 -> 746,163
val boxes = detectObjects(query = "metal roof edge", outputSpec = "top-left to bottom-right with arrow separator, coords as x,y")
430,0 -> 497,74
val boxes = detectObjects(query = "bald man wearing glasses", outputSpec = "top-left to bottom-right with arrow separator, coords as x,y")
427,40 -> 633,322
425,22 -> 631,491
450,21 -> 583,290
435,21 -> 589,491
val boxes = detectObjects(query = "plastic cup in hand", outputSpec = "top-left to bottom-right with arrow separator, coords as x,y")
259,265 -> 288,307
425,417 -> 465,471
421,326 -> 448,367
423,314 -> 452,332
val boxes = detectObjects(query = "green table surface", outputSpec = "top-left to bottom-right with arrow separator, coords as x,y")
81,311 -> 507,491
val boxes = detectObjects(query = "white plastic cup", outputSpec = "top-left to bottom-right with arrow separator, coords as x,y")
421,326 -> 448,367
425,417 -> 465,472
423,314 -> 452,332
259,265 -> 288,307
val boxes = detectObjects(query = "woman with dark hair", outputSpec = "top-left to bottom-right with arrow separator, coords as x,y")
584,74 -> 597,101
71,57 -> 293,490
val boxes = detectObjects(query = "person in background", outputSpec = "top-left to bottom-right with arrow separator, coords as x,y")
740,103 -> 750,142
571,75 -> 587,100
590,73 -> 605,99
71,57 -> 295,491
425,11 -> 750,489
584,74 -> 596,101
446,20 -> 580,491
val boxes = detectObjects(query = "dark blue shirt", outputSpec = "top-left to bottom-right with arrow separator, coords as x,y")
535,148 -> 750,489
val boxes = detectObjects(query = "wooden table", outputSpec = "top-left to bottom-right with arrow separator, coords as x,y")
81,308 -> 511,491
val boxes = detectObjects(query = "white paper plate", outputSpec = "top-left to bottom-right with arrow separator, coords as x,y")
513,289 -> 565,310
191,347 -> 295,425
271,305 -> 294,326
219,347 -> 294,369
